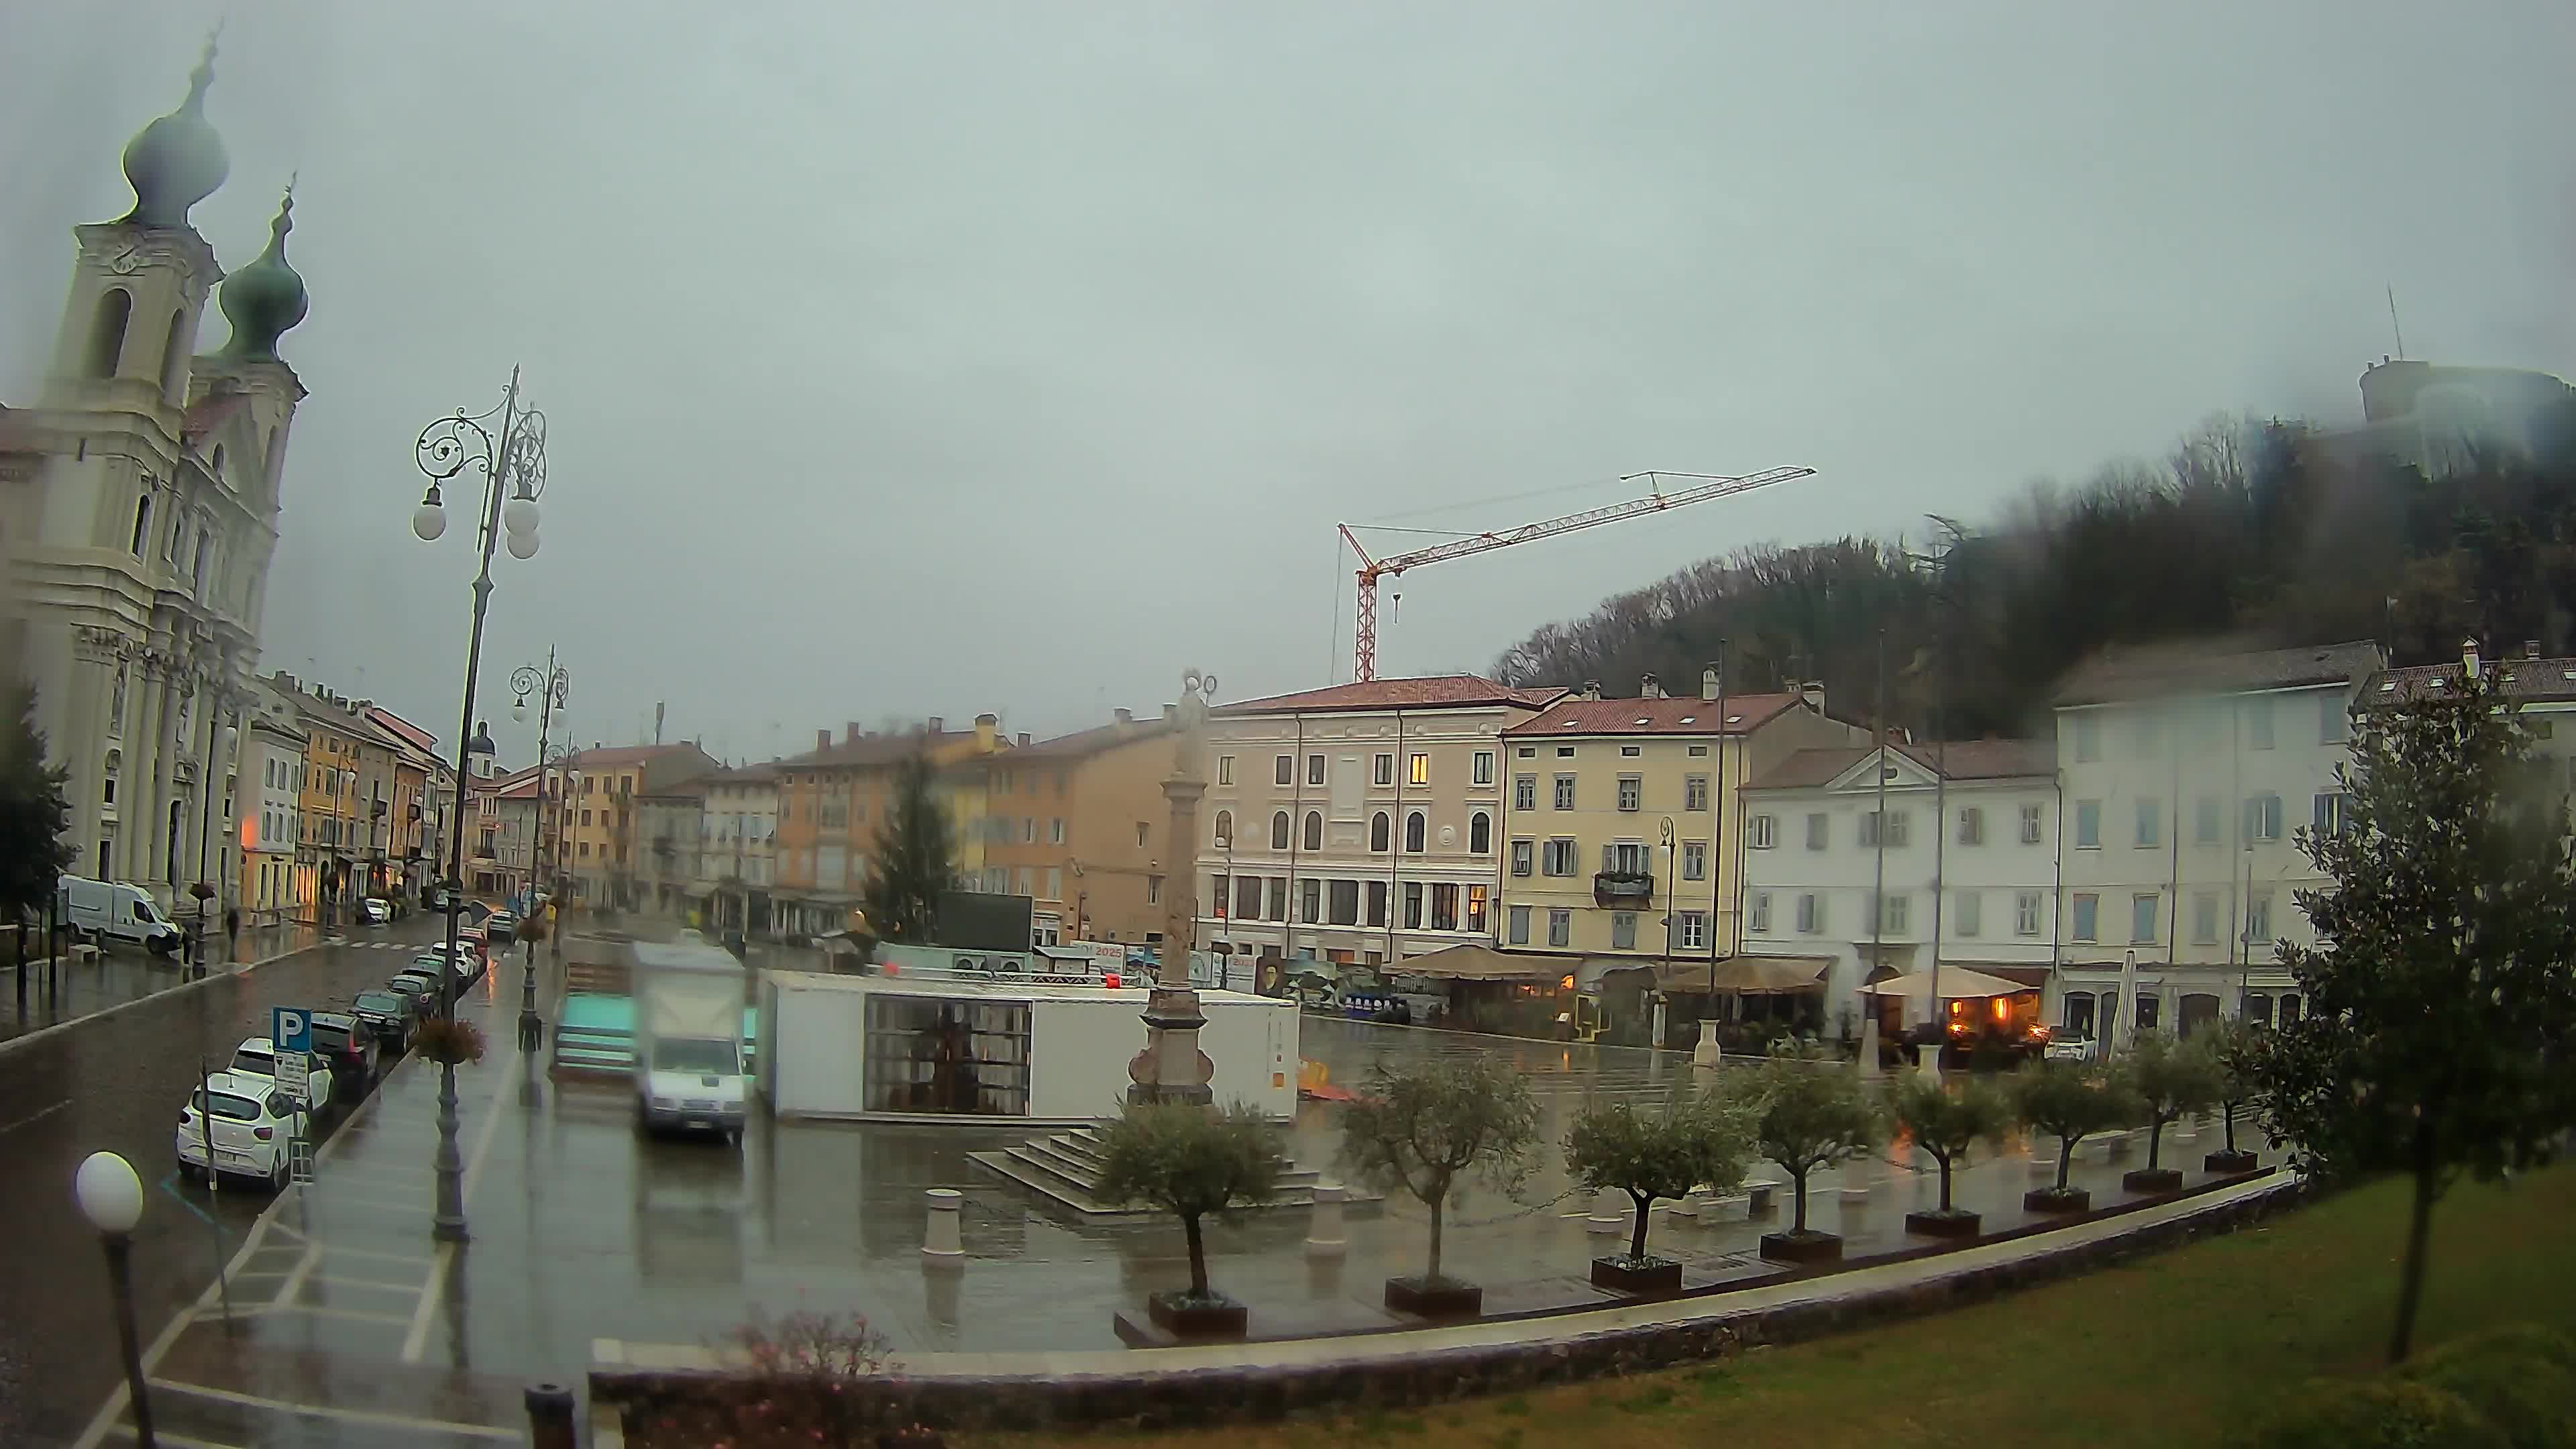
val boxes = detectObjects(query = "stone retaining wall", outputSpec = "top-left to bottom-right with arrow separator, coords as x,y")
595,1173 -> 2308,1436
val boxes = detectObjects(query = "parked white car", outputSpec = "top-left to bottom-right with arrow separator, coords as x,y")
176,1071 -> 307,1190
229,1036 -> 335,1115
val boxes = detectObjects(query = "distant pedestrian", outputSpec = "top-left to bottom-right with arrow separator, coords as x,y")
224,906 -> 240,953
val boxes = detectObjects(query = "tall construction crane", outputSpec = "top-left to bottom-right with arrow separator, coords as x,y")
1338,466 -> 1815,682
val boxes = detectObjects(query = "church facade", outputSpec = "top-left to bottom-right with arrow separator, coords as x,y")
0,37 -> 313,910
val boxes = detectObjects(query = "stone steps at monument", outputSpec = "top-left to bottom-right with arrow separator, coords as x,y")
968,1132 -> 1377,1218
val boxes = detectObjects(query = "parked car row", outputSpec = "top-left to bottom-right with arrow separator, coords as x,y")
176,933 -> 492,1193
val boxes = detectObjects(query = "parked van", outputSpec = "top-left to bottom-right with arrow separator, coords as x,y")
58,875 -> 182,954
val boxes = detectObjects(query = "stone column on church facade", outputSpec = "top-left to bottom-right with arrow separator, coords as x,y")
64,627 -> 121,876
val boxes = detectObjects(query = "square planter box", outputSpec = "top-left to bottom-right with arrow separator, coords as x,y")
2122,1167 -> 2183,1195
1589,1254 -> 1684,1295
1146,1290 -> 1248,1340
1758,1230 -> 1844,1265
2205,1148 -> 2260,1175
2023,1186 -> 2091,1214
1904,1208 -> 1984,1239
1383,1275 -> 1484,1319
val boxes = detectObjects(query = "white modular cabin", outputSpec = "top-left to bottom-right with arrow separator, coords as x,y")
757,967 -> 1298,1124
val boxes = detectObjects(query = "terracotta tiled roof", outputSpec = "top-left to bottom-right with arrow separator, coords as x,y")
1745,738 -> 2055,792
993,718 -> 1176,760
774,730 -> 982,769
2367,656 -> 2576,706
1216,675 -> 1565,716
1503,692 -> 1803,738
568,743 -> 706,769
2054,641 -> 2383,706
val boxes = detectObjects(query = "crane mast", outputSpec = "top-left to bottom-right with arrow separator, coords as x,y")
1340,466 -> 1815,682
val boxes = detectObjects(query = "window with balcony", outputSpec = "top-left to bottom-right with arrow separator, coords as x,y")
1603,841 -> 1650,873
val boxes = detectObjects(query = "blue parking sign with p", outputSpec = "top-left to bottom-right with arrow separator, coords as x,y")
273,1006 -> 310,1055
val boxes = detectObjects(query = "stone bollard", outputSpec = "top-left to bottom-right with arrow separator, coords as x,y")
1837,1155 -> 1875,1208
922,1187 -> 965,1263
2170,1116 -> 2198,1145
1693,1018 -> 1723,1069
1304,1181 -> 1348,1256
1587,1186 -> 1626,1233
524,1383 -> 577,1449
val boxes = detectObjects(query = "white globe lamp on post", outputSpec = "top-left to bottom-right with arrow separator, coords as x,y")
76,1150 -> 154,1447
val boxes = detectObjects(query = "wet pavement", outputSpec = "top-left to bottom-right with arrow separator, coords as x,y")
0,916 -> 454,1446
0,922 -> 321,1045
47,953 -> 2278,1447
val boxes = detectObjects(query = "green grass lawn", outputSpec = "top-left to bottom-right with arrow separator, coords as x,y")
975,1163 -> 2576,1449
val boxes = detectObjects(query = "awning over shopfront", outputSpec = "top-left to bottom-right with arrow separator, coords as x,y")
1587,955 -> 1831,994
1864,966 -> 2031,1002
1396,944 -> 1569,983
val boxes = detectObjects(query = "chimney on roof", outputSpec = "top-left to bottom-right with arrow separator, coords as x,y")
2463,637 -> 2481,680
1016,732 -> 1030,747
1640,672 -> 1664,699
1701,665 -> 1721,702
975,713 -> 998,751
845,720 -> 862,745
1800,680 -> 1826,713
1163,702 -> 1179,720
1580,680 -> 1602,701
2526,639 -> 2542,659
816,729 -> 831,751
926,716 -> 945,734
1115,708 -> 1134,727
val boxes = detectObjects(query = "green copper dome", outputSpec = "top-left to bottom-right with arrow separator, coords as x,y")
120,35 -> 228,229
219,188 -> 308,361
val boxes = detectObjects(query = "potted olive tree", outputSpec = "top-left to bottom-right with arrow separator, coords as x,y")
1338,1056 -> 1541,1318
1095,1100 -> 1280,1340
2202,1016 -> 2266,1174
1749,1040 -> 1883,1264
2013,1057 -> 2141,1214
1889,1073 -> 2012,1238
2121,1030 -> 2224,1193
1563,1088 -> 1753,1295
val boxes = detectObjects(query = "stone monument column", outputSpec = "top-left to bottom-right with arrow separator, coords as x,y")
1126,668 -> 1219,1108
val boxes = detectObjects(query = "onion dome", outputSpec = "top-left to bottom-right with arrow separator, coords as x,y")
219,186 -> 308,361
119,34 -> 229,229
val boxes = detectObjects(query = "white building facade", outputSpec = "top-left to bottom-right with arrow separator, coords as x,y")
237,677 -> 304,920
1,44 -> 309,908
1191,676 -> 1564,969
2049,641 -> 2383,1041
1740,739 -> 2060,1035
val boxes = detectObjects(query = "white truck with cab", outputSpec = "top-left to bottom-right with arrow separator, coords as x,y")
632,938 -> 750,1145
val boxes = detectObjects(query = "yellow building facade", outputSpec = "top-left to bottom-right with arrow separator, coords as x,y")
1496,674 -> 1859,963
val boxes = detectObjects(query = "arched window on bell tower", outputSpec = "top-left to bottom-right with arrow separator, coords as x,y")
158,307 -> 190,400
87,289 -> 133,378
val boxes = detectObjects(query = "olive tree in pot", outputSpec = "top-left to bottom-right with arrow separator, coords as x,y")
2121,1029 -> 2224,1193
1338,1055 -> 1541,1319
2012,1057 -> 2141,1213
2202,1016 -> 2267,1173
1563,1087 -> 1753,1295
1889,1073 -> 2012,1238
1094,1100 -> 1279,1340
1750,1039 -> 1883,1264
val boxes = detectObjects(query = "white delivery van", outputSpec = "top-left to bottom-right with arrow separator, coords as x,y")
631,938 -> 750,1145
59,875 -> 182,954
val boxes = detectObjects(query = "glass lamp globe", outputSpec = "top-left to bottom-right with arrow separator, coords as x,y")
75,1151 -> 144,1236
412,500 -> 447,541
503,496 -> 540,538
506,530 -> 539,561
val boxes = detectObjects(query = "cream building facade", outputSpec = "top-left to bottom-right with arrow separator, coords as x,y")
1190,676 -> 1564,969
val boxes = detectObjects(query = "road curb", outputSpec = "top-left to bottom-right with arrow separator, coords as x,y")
0,934 -> 321,1061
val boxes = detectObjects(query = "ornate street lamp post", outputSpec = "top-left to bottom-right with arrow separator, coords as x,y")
511,652 -> 568,1045
1126,669 -> 1218,1107
76,1151 -> 154,1448
411,367 -> 548,1242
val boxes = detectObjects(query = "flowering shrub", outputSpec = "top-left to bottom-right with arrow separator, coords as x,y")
412,1016 -> 485,1066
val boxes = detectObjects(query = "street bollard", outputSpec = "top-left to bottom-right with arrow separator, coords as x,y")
922,1188 -> 965,1262
1585,1186 -> 1625,1233
525,1382 -> 577,1449
1304,1181 -> 1348,1256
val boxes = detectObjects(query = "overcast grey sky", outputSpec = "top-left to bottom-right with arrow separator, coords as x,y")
6,1 -> 2571,763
